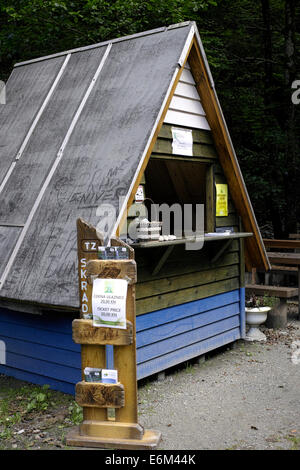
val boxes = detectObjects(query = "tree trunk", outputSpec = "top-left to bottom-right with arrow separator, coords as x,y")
283,0 -> 298,237
261,0 -> 283,238
261,0 -> 273,108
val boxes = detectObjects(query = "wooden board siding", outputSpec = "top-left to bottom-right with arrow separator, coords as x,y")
152,138 -> 217,160
136,289 -> 241,379
0,288 -> 243,393
152,124 -> 216,162
149,124 -> 239,231
135,239 -> 241,315
164,66 -> 211,130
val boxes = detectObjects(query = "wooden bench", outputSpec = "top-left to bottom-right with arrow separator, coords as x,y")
270,265 -> 297,272
263,239 -> 300,250
263,238 -> 300,250
262,239 -> 300,282
245,284 -> 299,329
245,284 -> 298,298
289,234 -> 300,239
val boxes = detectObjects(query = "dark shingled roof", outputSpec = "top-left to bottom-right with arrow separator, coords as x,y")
0,23 -> 194,309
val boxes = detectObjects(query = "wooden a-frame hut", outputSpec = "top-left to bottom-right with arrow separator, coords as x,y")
0,22 -> 269,393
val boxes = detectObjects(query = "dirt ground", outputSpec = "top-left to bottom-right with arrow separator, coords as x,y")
0,305 -> 300,451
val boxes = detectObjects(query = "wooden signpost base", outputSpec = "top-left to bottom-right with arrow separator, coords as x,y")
66,428 -> 162,450
66,218 -> 161,450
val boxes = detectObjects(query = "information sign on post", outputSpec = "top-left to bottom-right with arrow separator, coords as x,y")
66,218 -> 161,449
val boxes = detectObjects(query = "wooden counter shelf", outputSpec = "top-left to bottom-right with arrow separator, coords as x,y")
131,232 -> 253,249
132,232 -> 253,276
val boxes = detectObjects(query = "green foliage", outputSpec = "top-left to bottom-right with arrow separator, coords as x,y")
246,292 -> 277,309
262,294 -> 278,309
25,384 -> 51,412
68,401 -> 83,425
0,1 -> 216,71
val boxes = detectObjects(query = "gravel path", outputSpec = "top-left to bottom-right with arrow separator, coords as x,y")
138,317 -> 300,450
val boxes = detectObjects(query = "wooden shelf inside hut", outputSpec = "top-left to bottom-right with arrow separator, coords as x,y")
132,232 -> 253,249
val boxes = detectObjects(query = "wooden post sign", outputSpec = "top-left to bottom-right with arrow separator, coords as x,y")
66,218 -> 161,449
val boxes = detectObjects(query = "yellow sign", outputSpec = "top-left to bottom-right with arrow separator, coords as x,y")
216,184 -> 228,217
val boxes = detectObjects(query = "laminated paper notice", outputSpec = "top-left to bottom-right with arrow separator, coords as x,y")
216,184 -> 228,217
92,278 -> 127,329
171,127 -> 193,156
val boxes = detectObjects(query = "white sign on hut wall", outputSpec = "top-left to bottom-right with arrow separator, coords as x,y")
92,278 -> 127,329
135,184 -> 145,203
171,127 -> 193,156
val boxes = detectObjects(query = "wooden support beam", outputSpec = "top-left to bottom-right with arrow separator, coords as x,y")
239,216 -> 245,287
150,154 -> 215,164
152,245 -> 174,276
206,163 -> 215,233
211,239 -> 233,264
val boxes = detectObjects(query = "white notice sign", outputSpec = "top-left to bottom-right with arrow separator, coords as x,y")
92,278 -> 127,329
171,127 -> 193,156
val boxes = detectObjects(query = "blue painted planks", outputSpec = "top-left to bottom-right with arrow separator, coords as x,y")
136,289 -> 242,374
1,350 -> 80,384
137,302 -> 240,348
0,317 -> 79,352
136,289 -> 240,332
239,287 -> 246,338
137,328 -> 241,380
0,306 -> 80,393
137,316 -> 240,363
0,320 -> 78,352
0,336 -> 80,369
0,364 -> 76,395
0,307 -> 75,334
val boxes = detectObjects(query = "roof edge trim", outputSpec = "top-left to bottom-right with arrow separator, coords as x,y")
193,24 -> 214,89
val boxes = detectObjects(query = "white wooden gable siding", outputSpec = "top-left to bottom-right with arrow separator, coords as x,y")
164,63 -> 210,130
